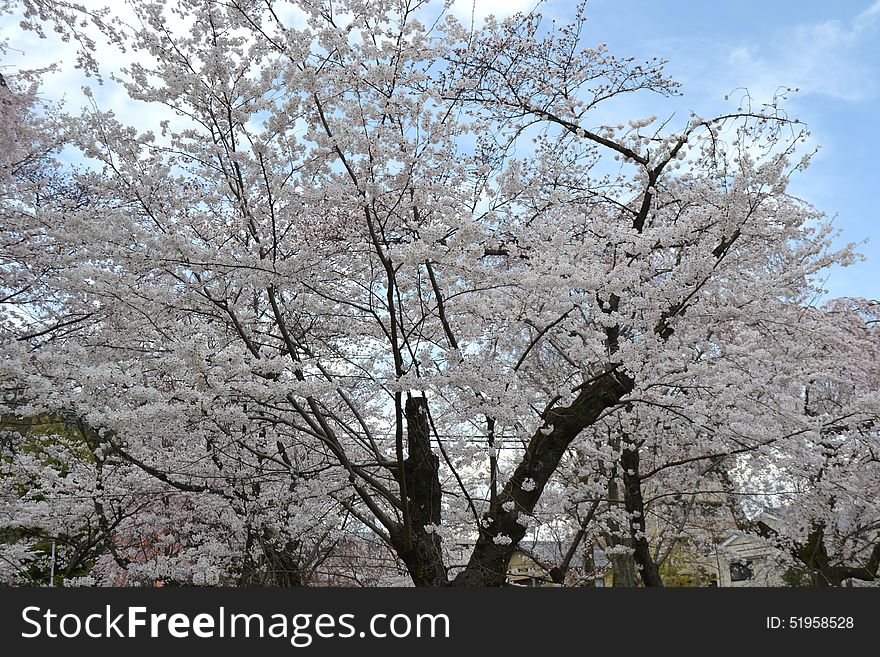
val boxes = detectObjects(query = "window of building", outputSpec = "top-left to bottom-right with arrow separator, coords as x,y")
729,560 -> 754,582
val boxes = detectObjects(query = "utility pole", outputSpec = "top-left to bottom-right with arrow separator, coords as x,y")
49,538 -> 56,587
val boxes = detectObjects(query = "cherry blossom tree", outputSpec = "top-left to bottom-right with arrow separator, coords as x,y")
715,299 -> 880,586
557,298 -> 880,586
2,0 -> 876,587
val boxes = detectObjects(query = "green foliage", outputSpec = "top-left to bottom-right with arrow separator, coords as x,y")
1,414 -> 97,584
782,565 -> 814,587
659,547 -> 717,587
1,413 -> 94,464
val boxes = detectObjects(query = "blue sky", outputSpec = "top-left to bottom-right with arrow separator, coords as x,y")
536,0 -> 880,300
2,0 -> 877,300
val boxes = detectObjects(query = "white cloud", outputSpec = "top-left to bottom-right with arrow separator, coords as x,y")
854,0 -> 880,27
723,3 -> 880,102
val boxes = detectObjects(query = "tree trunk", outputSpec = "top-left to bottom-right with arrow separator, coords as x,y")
603,477 -> 637,587
391,396 -> 448,586
453,370 -> 633,586
610,553 -> 637,587
238,534 -> 305,586
620,441 -> 663,586
797,524 -> 842,587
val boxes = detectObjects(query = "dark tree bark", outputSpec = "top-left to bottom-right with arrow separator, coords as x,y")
620,441 -> 663,586
453,370 -> 633,586
610,553 -> 638,587
239,536 -> 305,586
389,396 -> 448,586
794,523 -> 880,587
550,498 -> 601,584
603,476 -> 637,587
